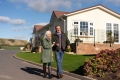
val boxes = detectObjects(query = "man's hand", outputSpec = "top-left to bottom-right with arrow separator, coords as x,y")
56,43 -> 59,46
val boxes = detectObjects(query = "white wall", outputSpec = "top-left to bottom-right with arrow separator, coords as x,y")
67,8 -> 120,43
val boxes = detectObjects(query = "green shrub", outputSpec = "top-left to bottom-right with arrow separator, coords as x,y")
83,48 -> 120,77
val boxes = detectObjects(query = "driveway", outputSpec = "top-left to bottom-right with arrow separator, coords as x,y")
0,50 -> 79,80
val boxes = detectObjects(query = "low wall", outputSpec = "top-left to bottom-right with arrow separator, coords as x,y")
72,42 -> 120,55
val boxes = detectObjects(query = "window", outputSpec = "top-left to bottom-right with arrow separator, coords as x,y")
73,22 -> 79,35
80,22 -> 88,35
106,23 -> 112,27
106,23 -> 112,33
90,27 -> 93,35
72,21 -> 94,36
90,23 -> 93,26
74,25 -> 78,35
74,22 -> 78,24
106,23 -> 112,42
114,24 -> 119,42
106,23 -> 119,42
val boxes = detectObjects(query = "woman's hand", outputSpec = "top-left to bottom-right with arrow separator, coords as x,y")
52,42 -> 55,47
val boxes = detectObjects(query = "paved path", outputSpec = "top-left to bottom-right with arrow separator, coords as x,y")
0,50 -> 79,80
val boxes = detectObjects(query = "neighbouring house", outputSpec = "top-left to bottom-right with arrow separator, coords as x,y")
31,25 -> 43,52
31,4 -> 120,54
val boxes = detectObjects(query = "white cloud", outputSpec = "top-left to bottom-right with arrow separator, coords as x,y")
9,0 -> 71,12
104,0 -> 120,6
10,19 -> 25,25
12,26 -> 29,31
0,16 -> 10,23
13,35 -> 27,39
35,22 -> 48,25
12,22 -> 48,32
9,0 -> 90,12
0,16 -> 25,25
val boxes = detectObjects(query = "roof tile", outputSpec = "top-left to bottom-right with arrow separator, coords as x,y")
53,11 -> 70,18
34,25 -> 43,31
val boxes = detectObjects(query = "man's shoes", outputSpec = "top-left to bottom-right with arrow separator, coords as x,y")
60,74 -> 64,78
57,74 -> 61,79
57,74 -> 64,79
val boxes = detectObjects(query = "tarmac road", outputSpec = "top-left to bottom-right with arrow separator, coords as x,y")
0,50 -> 79,80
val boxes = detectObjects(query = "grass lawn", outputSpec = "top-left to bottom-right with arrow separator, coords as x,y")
1,46 -> 20,50
16,52 -> 94,75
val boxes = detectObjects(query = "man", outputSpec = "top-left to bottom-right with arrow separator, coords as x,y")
52,25 -> 70,78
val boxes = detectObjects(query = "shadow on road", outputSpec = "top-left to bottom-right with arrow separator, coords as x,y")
21,67 -> 43,77
21,67 -> 57,78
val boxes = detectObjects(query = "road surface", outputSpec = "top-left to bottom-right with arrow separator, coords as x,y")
0,50 -> 79,80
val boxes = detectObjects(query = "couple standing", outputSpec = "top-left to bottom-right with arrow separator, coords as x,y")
41,25 -> 70,79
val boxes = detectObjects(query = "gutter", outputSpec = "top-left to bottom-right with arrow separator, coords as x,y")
61,17 -> 66,33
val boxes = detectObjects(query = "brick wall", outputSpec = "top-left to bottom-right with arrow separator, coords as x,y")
71,42 -> 120,55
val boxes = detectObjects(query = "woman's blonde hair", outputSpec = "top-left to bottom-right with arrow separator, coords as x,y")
43,30 -> 51,39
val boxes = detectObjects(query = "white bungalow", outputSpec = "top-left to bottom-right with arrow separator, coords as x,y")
33,4 -> 120,45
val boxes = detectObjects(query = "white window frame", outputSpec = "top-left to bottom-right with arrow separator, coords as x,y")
80,21 -> 89,36
72,21 -> 79,36
72,21 -> 94,37
89,22 -> 94,36
105,22 -> 120,43
113,23 -> 119,42
74,25 -> 78,35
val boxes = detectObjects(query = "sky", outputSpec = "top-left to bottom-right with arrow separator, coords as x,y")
0,0 -> 120,41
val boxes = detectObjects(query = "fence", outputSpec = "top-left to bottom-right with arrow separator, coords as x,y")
68,29 -> 119,46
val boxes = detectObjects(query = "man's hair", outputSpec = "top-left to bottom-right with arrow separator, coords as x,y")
55,25 -> 61,29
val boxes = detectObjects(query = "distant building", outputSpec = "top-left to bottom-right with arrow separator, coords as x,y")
32,25 -> 43,48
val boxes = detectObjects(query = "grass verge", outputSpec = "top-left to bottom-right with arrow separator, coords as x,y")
16,52 -> 94,75
1,46 -> 20,50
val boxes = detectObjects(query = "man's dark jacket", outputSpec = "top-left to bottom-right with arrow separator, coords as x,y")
52,32 -> 70,51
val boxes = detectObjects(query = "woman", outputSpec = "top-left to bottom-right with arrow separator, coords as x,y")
41,31 -> 55,79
